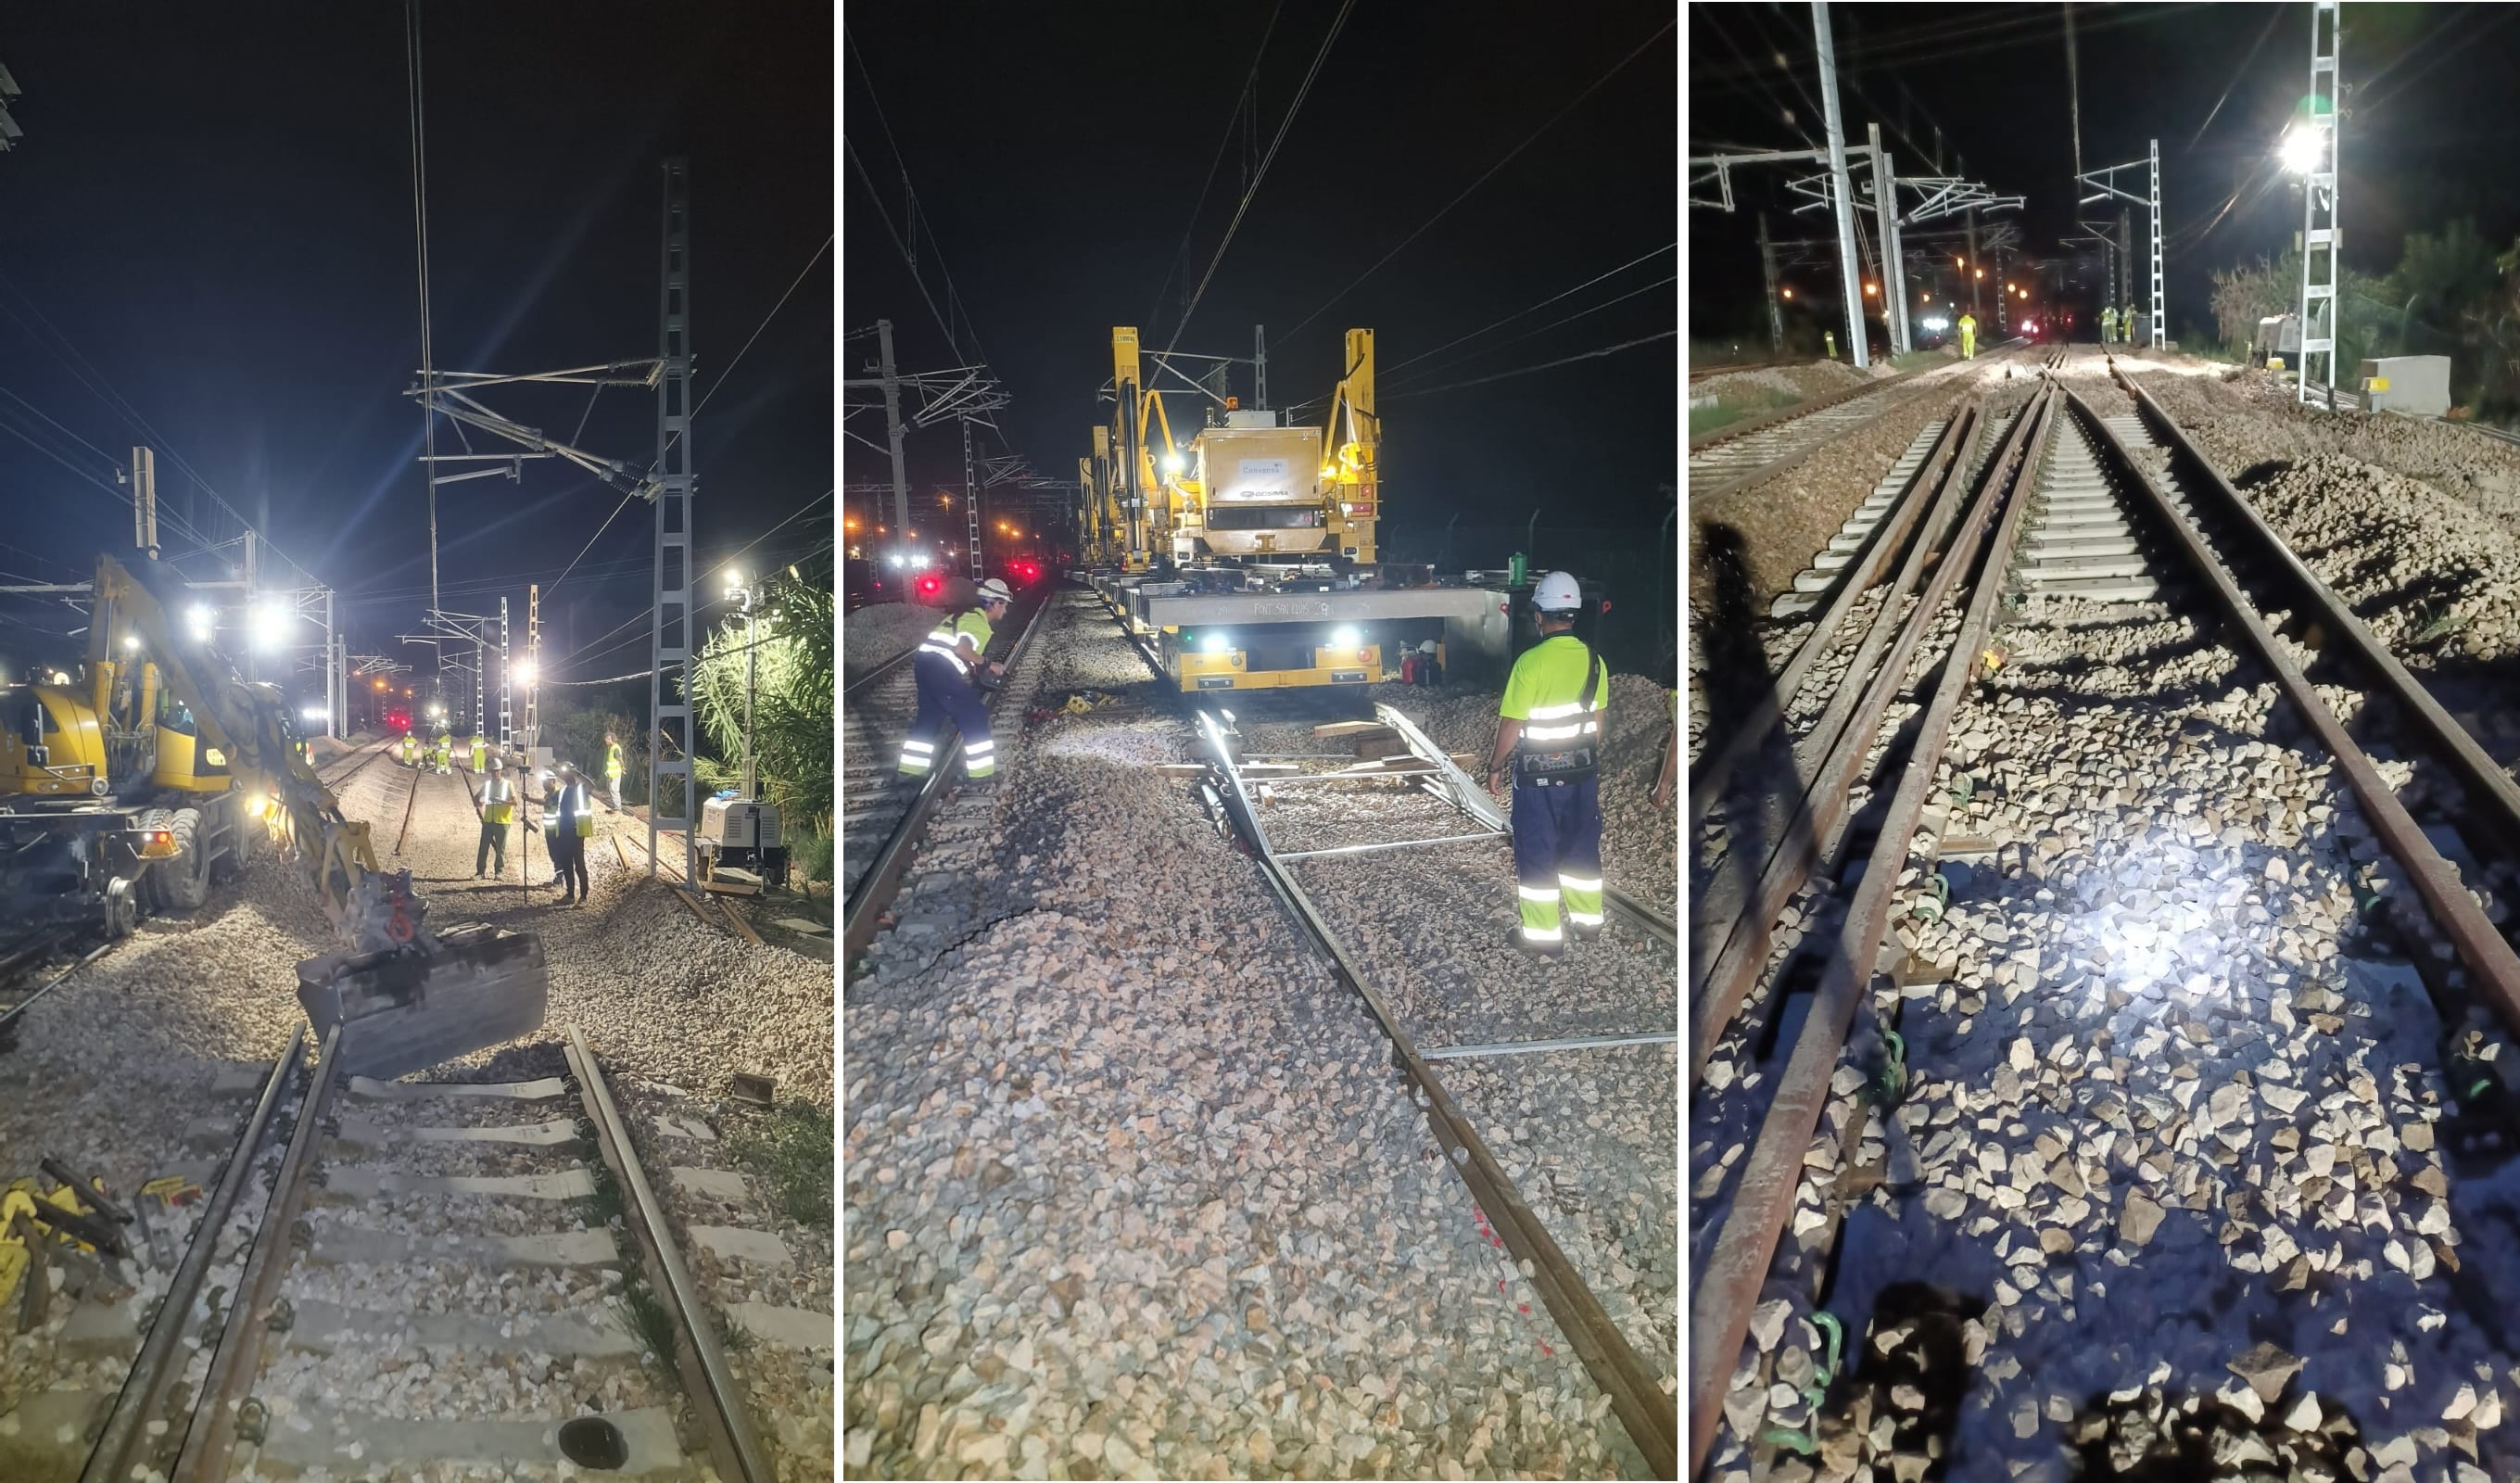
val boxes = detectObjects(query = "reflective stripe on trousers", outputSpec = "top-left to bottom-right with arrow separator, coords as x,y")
1511,774 -> 1602,940
900,650 -> 995,780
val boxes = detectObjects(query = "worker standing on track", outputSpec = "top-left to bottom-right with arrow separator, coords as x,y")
432,730 -> 452,775
1484,572 -> 1610,960
399,731 -> 417,767
476,755 -> 514,880
1956,311 -> 1976,361
1824,329 -> 1838,361
898,577 -> 1014,787
604,730 -> 625,812
551,763 -> 592,904
468,730 -> 487,774
2099,305 -> 2118,346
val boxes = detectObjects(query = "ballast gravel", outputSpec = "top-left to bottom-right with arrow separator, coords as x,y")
846,601 -> 942,681
842,589 -> 1660,1479
2135,366 -> 2520,670
1701,401 -> 2520,1482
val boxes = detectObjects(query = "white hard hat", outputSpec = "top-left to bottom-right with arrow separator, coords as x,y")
1532,571 -> 1583,613
977,577 -> 1015,603
488,754 -> 502,770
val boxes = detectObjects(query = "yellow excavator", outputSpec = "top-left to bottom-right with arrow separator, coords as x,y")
0,552 -> 546,1079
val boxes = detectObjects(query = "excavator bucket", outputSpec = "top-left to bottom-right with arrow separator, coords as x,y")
295,924 -> 549,1082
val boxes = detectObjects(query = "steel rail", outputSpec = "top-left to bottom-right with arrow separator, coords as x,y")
840,640 -> 918,702
2117,367 -> 2520,863
1192,711 -> 1678,1477
1689,393 -> 2036,1088
0,937 -> 111,1045
1273,828 -> 1508,861
84,1025 -> 310,1483
1688,404 -> 1980,833
1689,348 -> 1969,453
2083,379 -> 2520,1042
841,584 -> 1055,971
1690,341 -> 2025,504
1603,882 -> 1677,945
1689,381 -> 2061,1477
390,756 -> 424,857
1423,1030 -> 1678,1060
565,1025 -> 774,1483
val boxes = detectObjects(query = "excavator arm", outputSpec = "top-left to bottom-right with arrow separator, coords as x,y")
89,554 -> 381,935
89,552 -> 546,1080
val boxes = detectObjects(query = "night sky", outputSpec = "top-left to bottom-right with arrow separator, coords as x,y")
1690,4 -> 2520,349
0,2 -> 830,705
844,1 -> 1678,569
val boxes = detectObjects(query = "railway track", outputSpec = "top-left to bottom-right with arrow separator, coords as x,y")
1687,341 -> 2027,503
838,648 -> 918,904
1688,350 -> 2520,1477
1072,592 -> 1685,1476
839,585 -> 1054,970
71,1024 -> 781,1483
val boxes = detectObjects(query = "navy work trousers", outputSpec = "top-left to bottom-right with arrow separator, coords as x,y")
1511,773 -> 1603,942
901,651 -> 996,779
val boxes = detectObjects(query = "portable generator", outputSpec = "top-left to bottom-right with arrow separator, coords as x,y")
698,795 -> 787,891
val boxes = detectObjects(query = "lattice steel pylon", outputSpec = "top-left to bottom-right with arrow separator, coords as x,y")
2077,144 -> 2165,349
2298,0 -> 2341,405
2147,139 -> 2164,348
964,416 -> 983,581
648,158 -> 697,885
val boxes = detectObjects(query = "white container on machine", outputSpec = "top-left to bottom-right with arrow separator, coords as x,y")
2358,355 -> 2451,416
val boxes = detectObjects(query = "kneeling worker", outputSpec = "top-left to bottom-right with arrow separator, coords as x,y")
476,754 -> 514,879
1484,571 -> 1610,959
899,577 -> 1014,786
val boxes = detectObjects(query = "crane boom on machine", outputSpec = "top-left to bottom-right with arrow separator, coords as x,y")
0,551 -> 547,1079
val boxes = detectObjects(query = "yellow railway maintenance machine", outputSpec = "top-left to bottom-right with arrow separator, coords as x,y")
1083,325 -> 1514,691
0,552 -> 548,1079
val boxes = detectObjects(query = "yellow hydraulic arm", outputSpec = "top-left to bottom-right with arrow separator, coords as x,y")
87,554 -> 380,929
1322,328 -> 1380,564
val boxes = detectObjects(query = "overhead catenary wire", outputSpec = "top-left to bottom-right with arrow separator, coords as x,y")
1382,274 -> 1674,393
692,234 -> 831,422
1147,0 -> 1289,333
1283,15 -> 1674,339
407,0 -> 440,623
552,536 -> 834,679
843,28 -> 989,370
543,494 -> 831,673
1160,0 -> 1356,356
0,273 -> 300,581
1377,246 -> 1674,379
1379,330 -> 1675,400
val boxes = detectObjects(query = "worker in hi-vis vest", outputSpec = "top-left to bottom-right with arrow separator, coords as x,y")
476,754 -> 514,879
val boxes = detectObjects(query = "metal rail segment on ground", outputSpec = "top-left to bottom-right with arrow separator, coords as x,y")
76,1031 -> 307,1483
